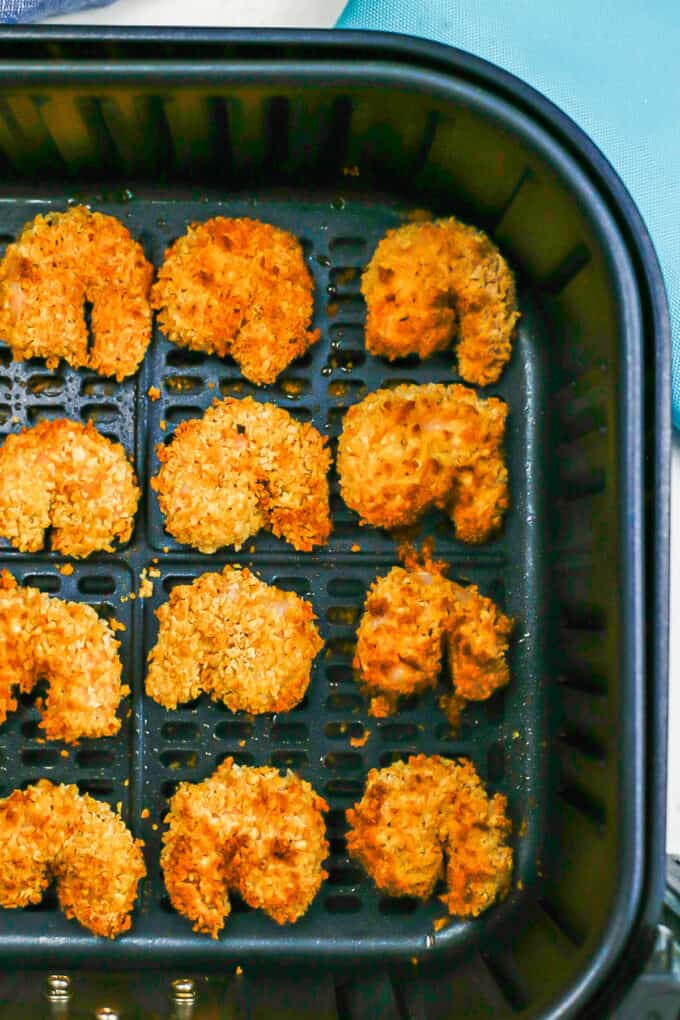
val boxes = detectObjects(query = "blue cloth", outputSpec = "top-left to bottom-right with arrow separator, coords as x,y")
0,0 -> 111,22
338,1 -> 680,427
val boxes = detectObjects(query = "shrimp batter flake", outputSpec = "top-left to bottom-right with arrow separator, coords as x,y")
337,383 -> 508,543
346,755 -> 512,917
0,571 -> 128,742
0,205 -> 153,380
0,780 -> 145,938
152,217 -> 319,384
162,759 -> 329,938
152,397 -> 331,553
362,217 -> 518,385
0,419 -> 140,557
146,566 -> 323,713
354,556 -> 511,718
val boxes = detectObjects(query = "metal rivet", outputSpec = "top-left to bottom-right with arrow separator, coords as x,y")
44,975 -> 71,1002
171,978 -> 196,1003
95,1009 -> 120,1020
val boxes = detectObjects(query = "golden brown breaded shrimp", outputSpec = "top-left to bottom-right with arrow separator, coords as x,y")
0,780 -> 145,938
346,755 -> 512,917
151,217 -> 319,385
162,759 -> 328,938
362,217 -> 518,386
0,419 -> 139,558
337,383 -> 508,543
445,583 -> 513,702
0,571 -> 128,742
0,206 -> 153,380
151,397 -> 331,553
354,552 -> 511,717
146,566 -> 323,713
354,562 -> 454,718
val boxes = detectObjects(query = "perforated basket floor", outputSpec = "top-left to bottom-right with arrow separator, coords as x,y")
0,190 -> 545,969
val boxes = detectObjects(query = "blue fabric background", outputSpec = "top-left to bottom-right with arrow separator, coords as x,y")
339,1 -> 680,426
0,0 -> 110,22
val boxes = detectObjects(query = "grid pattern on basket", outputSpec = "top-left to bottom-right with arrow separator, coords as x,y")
0,192 -> 542,960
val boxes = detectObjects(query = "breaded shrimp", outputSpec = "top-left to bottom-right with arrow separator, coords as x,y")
152,217 -> 319,384
146,566 -> 323,713
0,206 -> 153,380
0,780 -> 145,938
162,759 -> 328,937
337,383 -> 508,543
362,217 -> 518,386
354,551 -> 511,717
0,419 -> 139,557
0,571 -> 128,742
346,755 -> 512,917
152,397 -> 331,553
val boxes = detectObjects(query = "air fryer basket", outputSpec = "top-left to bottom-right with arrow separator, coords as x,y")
0,27 -> 669,1020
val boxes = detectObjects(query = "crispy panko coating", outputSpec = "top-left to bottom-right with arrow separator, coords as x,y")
337,383 -> 508,543
162,759 -> 328,937
346,755 -> 512,917
152,396 -> 331,553
146,566 -> 323,713
0,419 -> 139,557
0,206 -> 153,380
0,780 -> 145,938
151,217 -> 319,384
354,552 -> 511,717
362,217 -> 518,386
0,571 -> 128,742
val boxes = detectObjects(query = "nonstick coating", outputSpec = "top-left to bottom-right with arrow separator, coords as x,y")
0,191 -> 544,967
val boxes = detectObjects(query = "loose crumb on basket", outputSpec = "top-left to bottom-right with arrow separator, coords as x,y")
138,568 -> 153,599
140,808 -> 150,820
350,730 -> 370,748
58,563 -> 74,576
351,543 -> 361,553
147,386 -> 161,401
159,419 -> 167,431
433,916 -> 451,932
60,749 -> 69,758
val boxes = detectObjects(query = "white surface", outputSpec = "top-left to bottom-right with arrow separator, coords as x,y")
41,0 -> 680,857
45,0 -> 344,26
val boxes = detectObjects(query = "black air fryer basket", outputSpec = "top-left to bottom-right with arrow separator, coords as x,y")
0,28 -> 670,1020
